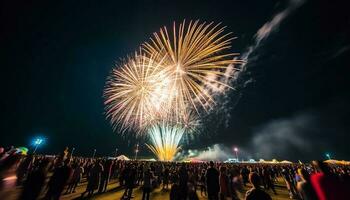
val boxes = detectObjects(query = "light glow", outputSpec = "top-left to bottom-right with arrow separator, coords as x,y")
146,123 -> 184,161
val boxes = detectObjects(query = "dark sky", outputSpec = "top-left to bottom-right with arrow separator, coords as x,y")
1,0 -> 349,161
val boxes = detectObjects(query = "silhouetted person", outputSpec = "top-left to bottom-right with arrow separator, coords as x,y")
179,164 -> 189,200
99,159 -> 112,193
66,162 -> 84,194
219,166 -> 230,200
82,160 -> 103,197
282,167 -> 297,198
20,159 -> 50,200
45,159 -> 72,200
206,161 -> 219,200
122,164 -> 136,200
170,181 -> 180,200
241,166 -> 249,186
188,182 -> 199,200
199,169 -> 206,196
311,160 -> 350,200
297,168 -> 318,200
245,172 -> 272,200
55,147 -> 69,168
142,168 -> 153,200
163,167 -> 170,189
262,167 -> 277,194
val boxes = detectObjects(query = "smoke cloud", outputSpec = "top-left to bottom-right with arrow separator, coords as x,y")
202,0 -> 307,130
249,99 -> 350,161
176,144 -> 231,161
250,113 -> 317,160
241,0 -> 306,62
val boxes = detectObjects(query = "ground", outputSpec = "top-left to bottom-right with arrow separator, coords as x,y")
5,178 -> 292,200
62,178 -> 292,200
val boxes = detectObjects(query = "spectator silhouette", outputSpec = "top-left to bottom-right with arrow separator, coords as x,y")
122,164 -> 136,200
82,159 -> 103,197
20,159 -> 50,200
142,168 -> 153,200
310,160 -> 350,200
45,159 -> 72,200
66,162 -> 84,194
178,164 -> 189,200
206,161 -> 219,200
297,168 -> 318,200
245,172 -> 272,200
99,159 -> 112,193
219,166 -> 230,200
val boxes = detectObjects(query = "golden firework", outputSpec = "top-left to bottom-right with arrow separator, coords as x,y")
146,123 -> 184,161
104,51 -> 171,132
142,20 -> 241,116
104,20 -> 241,157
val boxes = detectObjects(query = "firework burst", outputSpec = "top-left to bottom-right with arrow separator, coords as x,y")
104,51 -> 171,132
142,20 -> 241,116
146,123 -> 185,161
104,20 -> 240,160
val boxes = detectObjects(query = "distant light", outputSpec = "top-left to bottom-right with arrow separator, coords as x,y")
234,147 -> 238,152
32,137 -> 45,146
35,139 -> 43,145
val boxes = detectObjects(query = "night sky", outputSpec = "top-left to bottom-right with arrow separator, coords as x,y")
1,0 -> 349,161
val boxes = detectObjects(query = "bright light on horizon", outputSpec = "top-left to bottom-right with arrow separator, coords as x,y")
32,137 -> 45,146
35,139 -> 43,145
31,136 -> 46,154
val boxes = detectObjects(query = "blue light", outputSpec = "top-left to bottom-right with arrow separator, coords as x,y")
32,137 -> 45,146
30,136 -> 46,154
35,139 -> 43,145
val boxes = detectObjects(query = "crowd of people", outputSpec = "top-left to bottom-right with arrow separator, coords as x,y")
1,146 -> 350,200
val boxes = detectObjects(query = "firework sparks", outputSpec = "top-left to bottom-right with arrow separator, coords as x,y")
176,110 -> 201,144
146,123 -> 185,161
142,20 -> 241,116
104,20 -> 241,160
104,51 -> 171,132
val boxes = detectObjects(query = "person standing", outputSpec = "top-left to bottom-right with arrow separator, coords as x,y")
99,159 -> 112,193
245,172 -> 272,200
297,168 -> 318,200
241,166 -> 249,186
199,169 -> 207,196
206,161 -> 220,200
20,159 -> 50,200
163,167 -> 170,189
178,164 -> 189,200
82,160 -> 104,197
142,168 -> 153,200
45,159 -> 73,200
310,160 -> 349,200
263,166 -> 277,194
66,162 -> 84,194
122,164 -> 136,200
219,166 -> 230,200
